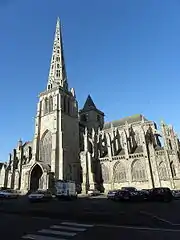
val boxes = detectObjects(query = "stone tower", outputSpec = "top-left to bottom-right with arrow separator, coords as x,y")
79,95 -> 104,131
31,18 -> 80,184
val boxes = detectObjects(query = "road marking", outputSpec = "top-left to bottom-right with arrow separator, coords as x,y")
50,225 -> 86,231
22,234 -> 66,240
38,229 -> 76,236
83,211 -> 115,215
140,211 -> 180,226
96,224 -> 180,232
61,222 -> 94,227
31,217 -> 50,220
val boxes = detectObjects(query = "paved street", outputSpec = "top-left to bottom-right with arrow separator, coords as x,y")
1,196 -> 180,239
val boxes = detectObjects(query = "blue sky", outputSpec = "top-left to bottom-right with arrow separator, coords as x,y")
0,0 -> 180,161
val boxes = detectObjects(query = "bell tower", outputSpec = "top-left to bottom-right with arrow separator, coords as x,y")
32,18 -> 80,184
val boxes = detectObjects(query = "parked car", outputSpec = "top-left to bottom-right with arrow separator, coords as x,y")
121,187 -> 139,200
121,187 -> 137,192
149,187 -> 173,202
28,190 -> 53,202
88,189 -> 100,196
0,189 -> 19,199
114,190 -> 131,201
172,190 -> 180,199
107,189 -> 120,200
140,189 -> 151,201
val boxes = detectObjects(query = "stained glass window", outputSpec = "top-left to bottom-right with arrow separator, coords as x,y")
132,159 -> 146,181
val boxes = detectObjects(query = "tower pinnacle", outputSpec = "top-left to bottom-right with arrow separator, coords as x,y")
47,17 -> 68,91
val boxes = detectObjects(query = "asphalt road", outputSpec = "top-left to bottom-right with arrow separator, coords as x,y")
1,195 -> 180,239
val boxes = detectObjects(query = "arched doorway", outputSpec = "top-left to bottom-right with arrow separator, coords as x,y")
30,164 -> 43,191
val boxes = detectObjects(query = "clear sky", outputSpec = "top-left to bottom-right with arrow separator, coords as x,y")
0,0 -> 180,161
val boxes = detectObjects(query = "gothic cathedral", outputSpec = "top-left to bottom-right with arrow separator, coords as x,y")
1,18 -> 180,193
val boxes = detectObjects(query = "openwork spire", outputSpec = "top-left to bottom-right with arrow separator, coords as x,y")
47,17 -> 68,90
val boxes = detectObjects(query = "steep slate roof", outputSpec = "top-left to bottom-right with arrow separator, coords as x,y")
82,95 -> 97,111
103,114 -> 148,130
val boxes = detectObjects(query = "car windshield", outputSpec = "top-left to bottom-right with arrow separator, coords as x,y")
33,190 -> 46,194
3,189 -> 15,193
108,190 -> 117,193
122,187 -> 136,192
119,190 -> 128,193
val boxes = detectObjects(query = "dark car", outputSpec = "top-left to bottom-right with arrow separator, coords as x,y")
121,187 -> 137,192
149,187 -> 173,202
114,190 -> 131,201
121,187 -> 139,200
140,189 -> 151,201
107,189 -> 120,200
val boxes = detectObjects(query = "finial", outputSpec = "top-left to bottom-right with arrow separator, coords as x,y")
97,127 -> 101,135
141,115 -> 145,123
161,120 -> 165,125
84,127 -> 88,136
92,128 -> 95,139
70,88 -> 76,97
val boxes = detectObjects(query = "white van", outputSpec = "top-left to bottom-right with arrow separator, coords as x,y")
55,180 -> 77,199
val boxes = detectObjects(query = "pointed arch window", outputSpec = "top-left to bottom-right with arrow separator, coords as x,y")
67,98 -> 70,114
44,98 -> 49,114
135,131 -> 140,145
169,140 -> 172,150
114,162 -> 127,183
49,96 -> 53,112
159,162 -> 168,180
61,95 -> 64,110
101,163 -> 109,183
120,133 -> 125,148
131,159 -> 146,181
40,130 -> 52,165
63,96 -> 66,112
56,70 -> 60,77
170,162 -> 176,178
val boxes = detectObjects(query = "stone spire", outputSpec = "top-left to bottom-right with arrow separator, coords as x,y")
47,17 -> 68,91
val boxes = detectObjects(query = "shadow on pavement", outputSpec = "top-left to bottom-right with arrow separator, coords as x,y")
0,195 -> 178,229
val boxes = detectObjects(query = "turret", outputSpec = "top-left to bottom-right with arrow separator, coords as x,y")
79,95 -> 104,131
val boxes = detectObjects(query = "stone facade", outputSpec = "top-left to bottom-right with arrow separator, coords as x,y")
1,18 -> 180,193
79,112 -> 180,193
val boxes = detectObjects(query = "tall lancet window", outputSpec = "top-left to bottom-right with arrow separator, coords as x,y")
159,162 -> 168,180
44,98 -> 49,114
120,133 -> 125,148
67,98 -> 70,114
49,96 -> 53,112
63,96 -> 67,113
40,130 -> 52,165
101,163 -> 109,183
135,131 -> 140,146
